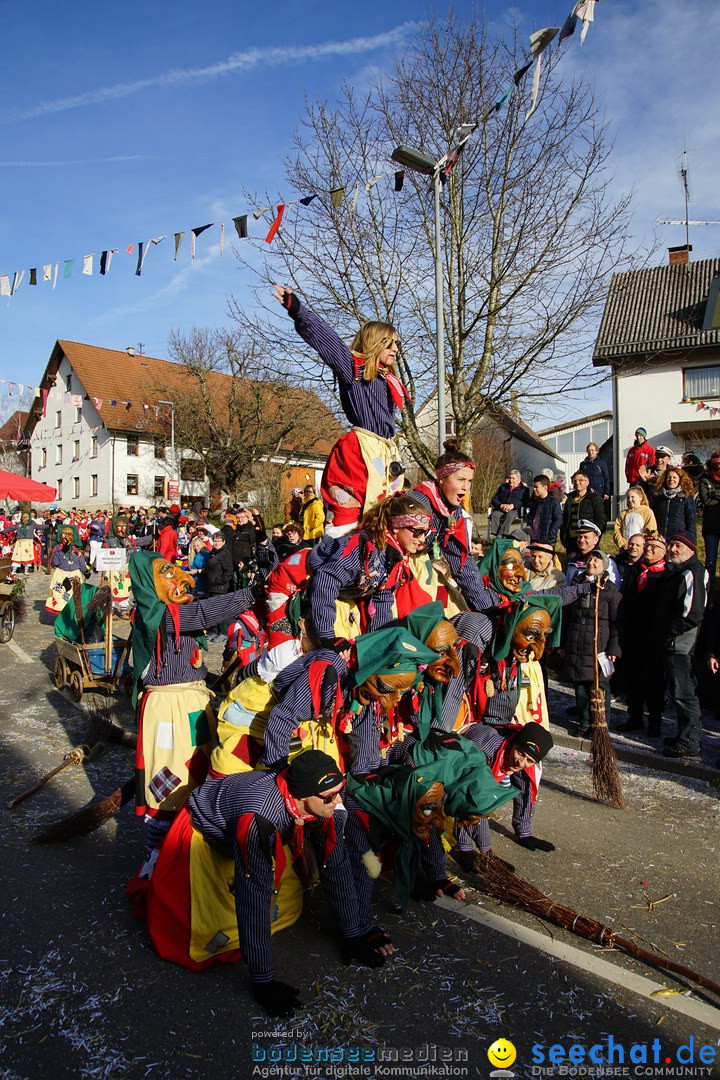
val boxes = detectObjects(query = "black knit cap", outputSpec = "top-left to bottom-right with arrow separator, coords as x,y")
512,722 -> 553,763
667,531 -> 697,554
286,750 -> 344,798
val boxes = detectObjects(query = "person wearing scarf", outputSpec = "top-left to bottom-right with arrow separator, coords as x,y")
413,440 -> 500,614
274,284 -> 410,537
617,533 -> 668,737
131,750 -> 382,1017
652,467 -> 697,540
45,522 -> 90,615
308,494 -> 432,647
454,722 -> 555,875
129,551 -> 266,860
562,550 -> 622,738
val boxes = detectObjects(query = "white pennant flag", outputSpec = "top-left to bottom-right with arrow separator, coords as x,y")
83,254 -> 94,276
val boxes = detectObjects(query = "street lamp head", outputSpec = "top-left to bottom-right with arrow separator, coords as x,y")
391,144 -> 438,176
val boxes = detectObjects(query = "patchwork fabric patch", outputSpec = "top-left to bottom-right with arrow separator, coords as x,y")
204,930 -> 230,954
149,767 -> 181,803
155,721 -> 174,750
188,708 -> 211,747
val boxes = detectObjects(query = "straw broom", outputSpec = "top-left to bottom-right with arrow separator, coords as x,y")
589,576 -> 626,808
478,853 -> 720,1000
30,658 -> 240,843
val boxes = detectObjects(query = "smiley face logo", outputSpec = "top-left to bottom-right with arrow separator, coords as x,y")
488,1039 -> 517,1069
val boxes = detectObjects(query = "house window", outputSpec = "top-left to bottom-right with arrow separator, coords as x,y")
591,423 -> 610,446
180,458 -> 205,482
126,474 -> 139,496
90,436 -> 98,458
557,432 -> 574,453
73,439 -> 80,462
91,474 -> 98,497
57,479 -> 63,500
55,410 -> 62,429
573,428 -> 591,452
55,444 -> 63,465
445,417 -> 457,437
127,435 -> 139,456
154,476 -> 166,498
684,365 -> 720,400
74,405 -> 82,424
40,448 -> 47,469
72,477 -> 80,499
154,439 -> 165,460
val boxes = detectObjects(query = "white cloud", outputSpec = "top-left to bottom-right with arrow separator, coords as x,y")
2,23 -> 421,124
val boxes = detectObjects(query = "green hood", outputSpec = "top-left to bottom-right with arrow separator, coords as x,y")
491,592 -> 562,662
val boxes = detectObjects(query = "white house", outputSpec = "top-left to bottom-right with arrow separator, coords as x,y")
537,411 -> 613,483
593,255 -> 720,494
24,340 -> 339,510
410,390 -> 564,482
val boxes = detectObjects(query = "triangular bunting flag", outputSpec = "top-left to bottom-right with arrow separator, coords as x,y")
394,170 -> 405,192
174,232 -> 185,259
29,268 -> 37,286
330,187 -> 345,208
191,224 -> 213,261
83,255 -> 93,276
265,204 -> 286,244
299,194 -> 318,206
232,215 -> 248,239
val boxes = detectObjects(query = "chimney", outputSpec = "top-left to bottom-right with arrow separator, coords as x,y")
668,244 -> 692,266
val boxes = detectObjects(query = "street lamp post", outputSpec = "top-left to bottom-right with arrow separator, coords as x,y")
391,145 -> 446,457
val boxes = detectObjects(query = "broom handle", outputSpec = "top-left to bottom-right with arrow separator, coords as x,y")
8,745 -> 89,808
592,579 -> 600,696
613,933 -> 720,1000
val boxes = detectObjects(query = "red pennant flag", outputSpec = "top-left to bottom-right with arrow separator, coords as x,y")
265,204 -> 286,244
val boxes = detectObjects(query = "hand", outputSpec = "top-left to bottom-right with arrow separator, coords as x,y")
709,657 -> 720,675
516,836 -> 555,852
272,283 -> 299,316
342,934 -> 386,968
250,979 -> 303,1016
607,654 -> 617,663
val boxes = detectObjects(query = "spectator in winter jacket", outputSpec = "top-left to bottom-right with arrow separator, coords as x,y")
526,475 -> 563,545
697,452 -> 720,577
284,488 -> 303,525
579,442 -> 611,499
616,533 -> 669,738
561,550 -> 623,737
613,486 -> 657,549
657,532 -> 709,758
489,470 -> 530,538
205,533 -> 235,596
560,472 -> 607,551
274,522 -> 311,562
525,541 -> 566,591
301,485 -> 325,542
625,427 -> 656,485
155,516 -> 178,563
652,467 -> 697,541
681,452 -> 703,487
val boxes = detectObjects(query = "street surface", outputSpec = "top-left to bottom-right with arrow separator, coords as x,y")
1,571 -> 719,1079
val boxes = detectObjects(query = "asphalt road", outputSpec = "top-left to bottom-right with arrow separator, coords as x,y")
1,571 -> 719,1080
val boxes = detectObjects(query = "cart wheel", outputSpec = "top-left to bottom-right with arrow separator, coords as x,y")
53,656 -> 69,689
0,602 -> 15,644
69,669 -> 84,702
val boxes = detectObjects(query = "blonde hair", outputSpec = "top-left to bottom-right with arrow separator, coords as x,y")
350,321 -> 398,381
626,485 -> 649,507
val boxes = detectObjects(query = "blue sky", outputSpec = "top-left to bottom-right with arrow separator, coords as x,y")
0,0 -> 718,428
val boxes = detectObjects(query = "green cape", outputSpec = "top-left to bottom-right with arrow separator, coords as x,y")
490,592 -> 562,661
347,733 -> 516,907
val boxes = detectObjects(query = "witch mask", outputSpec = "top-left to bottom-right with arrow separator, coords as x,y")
412,781 -> 447,840
511,608 -> 553,662
151,559 -> 195,606
424,619 -> 461,683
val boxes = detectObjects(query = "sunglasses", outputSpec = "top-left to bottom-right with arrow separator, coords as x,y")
316,783 -> 345,804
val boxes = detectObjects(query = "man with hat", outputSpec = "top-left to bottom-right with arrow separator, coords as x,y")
566,521 -> 619,586
454,722 -> 555,874
656,532 -> 709,758
526,541 -> 565,591
134,750 -> 382,1016
625,427 -> 656,485
638,444 -> 672,503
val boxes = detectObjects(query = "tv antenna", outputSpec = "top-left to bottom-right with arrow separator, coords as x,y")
657,151 -> 720,247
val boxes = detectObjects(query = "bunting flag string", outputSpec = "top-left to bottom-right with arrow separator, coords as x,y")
0,0 -> 597,307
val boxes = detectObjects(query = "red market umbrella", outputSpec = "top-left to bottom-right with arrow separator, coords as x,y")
0,470 -> 57,503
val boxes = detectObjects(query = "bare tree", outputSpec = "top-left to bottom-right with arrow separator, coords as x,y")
239,12 -> 635,473
142,327 -> 341,501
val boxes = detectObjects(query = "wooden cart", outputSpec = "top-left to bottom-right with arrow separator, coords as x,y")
53,593 -> 133,702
